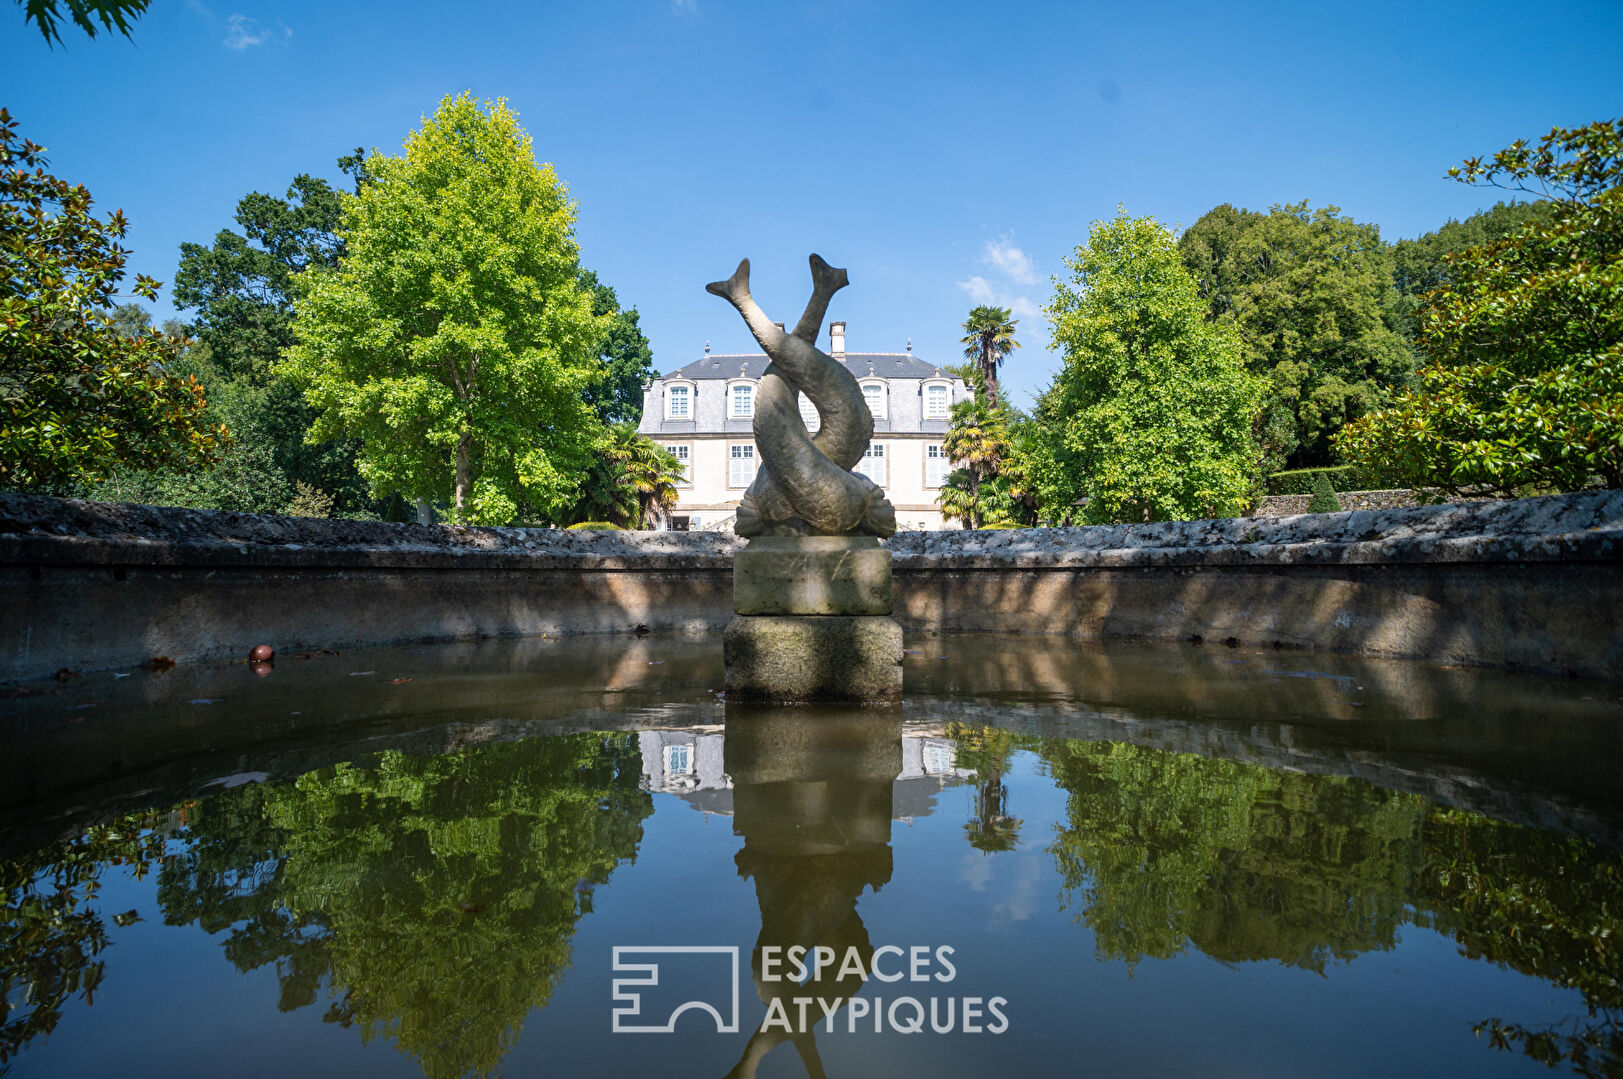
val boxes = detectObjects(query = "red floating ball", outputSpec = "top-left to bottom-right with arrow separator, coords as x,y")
249,644 -> 274,662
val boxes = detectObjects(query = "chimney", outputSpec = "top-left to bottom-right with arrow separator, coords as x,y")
829,321 -> 846,358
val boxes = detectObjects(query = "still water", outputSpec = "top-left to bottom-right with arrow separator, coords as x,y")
2,636 -> 1620,1078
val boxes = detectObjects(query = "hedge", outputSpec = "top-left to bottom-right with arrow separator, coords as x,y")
1265,465 -> 1381,496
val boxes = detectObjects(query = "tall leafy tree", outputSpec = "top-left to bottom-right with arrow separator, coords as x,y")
1389,200 -> 1555,338
1179,201 -> 1414,472
171,155 -> 375,515
577,269 -> 655,423
1042,210 -> 1261,523
1337,118 -> 1623,496
283,94 -> 608,525
0,110 -> 223,490
959,305 -> 1020,407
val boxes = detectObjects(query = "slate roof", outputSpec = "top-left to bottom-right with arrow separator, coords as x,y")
664,352 -> 948,380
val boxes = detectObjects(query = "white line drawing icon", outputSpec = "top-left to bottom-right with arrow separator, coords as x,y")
611,946 -> 741,1033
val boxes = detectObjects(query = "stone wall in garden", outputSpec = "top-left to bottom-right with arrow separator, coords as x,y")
4,490 -> 1619,683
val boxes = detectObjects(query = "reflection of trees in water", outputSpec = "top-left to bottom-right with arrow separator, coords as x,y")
946,722 -> 1023,854
1027,731 -> 1623,1075
1,811 -> 168,1068
2,734 -> 652,1079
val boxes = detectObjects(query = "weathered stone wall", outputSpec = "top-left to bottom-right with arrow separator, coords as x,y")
887,493 -> 1622,680
3,490 -> 1619,683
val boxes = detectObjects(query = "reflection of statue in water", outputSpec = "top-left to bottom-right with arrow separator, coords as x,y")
722,709 -> 901,1078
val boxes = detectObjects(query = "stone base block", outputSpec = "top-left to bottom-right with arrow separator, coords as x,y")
724,615 -> 903,703
733,536 -> 892,616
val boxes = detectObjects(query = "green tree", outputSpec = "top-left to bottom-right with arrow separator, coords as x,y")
577,269 -> 655,423
1336,118 -> 1623,497
0,110 -> 223,490
959,305 -> 1021,407
566,423 -> 682,529
1042,210 -> 1262,524
1179,201 -> 1414,472
283,93 -> 608,525
172,156 -> 377,515
1390,200 -> 1555,339
15,0 -> 148,45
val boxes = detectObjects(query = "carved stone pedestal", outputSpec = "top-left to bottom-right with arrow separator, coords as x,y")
724,536 -> 903,703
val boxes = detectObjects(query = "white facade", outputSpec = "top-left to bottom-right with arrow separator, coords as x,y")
636,324 -> 969,531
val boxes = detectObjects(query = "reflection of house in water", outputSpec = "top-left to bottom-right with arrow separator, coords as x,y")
637,726 -> 974,821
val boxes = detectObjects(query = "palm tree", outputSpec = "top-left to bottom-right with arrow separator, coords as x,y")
938,398 -> 1010,528
937,469 -> 979,530
568,424 -> 683,529
959,305 -> 1021,407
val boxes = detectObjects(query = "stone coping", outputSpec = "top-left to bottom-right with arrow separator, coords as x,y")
887,491 -> 1623,569
2,489 -> 1619,571
0,492 -> 743,570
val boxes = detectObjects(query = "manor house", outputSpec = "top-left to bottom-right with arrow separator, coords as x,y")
636,322 -> 971,531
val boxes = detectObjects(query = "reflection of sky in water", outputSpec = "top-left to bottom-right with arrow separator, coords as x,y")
2,635 -> 1619,1078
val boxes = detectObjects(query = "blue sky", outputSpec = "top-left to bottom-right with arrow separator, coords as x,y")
9,0 -> 1623,408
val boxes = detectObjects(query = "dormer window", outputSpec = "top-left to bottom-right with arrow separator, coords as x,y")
665,382 -> 693,420
860,380 -> 887,419
923,381 -> 951,419
730,382 -> 755,418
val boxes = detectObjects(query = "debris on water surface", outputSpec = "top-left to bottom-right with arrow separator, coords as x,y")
387,677 -> 412,684
146,656 -> 176,672
53,667 -> 81,681
206,772 -> 270,789
349,671 -> 376,677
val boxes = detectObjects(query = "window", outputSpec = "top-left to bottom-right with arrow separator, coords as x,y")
664,743 -> 693,776
924,742 -> 956,775
855,442 -> 886,486
729,443 -> 756,487
926,443 -> 951,487
799,392 -> 819,433
924,383 -> 950,419
667,384 -> 690,419
862,382 -> 886,418
663,444 -> 690,487
730,383 -> 754,418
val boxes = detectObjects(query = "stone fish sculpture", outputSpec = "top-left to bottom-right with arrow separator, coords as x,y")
706,255 -> 897,538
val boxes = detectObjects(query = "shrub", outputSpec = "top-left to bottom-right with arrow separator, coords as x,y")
1307,472 -> 1342,513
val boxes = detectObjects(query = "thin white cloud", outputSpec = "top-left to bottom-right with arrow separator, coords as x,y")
224,13 -> 290,49
958,274 -> 997,306
956,275 -> 1038,323
671,0 -> 697,13
983,233 -> 1036,286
